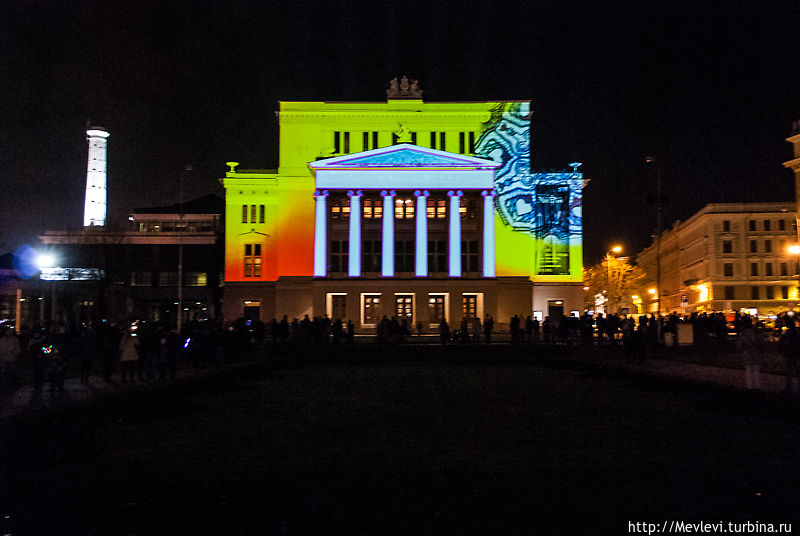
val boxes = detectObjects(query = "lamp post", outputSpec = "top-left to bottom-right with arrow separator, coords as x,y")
606,245 -> 623,314
177,165 -> 192,333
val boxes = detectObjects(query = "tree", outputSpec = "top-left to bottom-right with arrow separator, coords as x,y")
583,256 -> 646,314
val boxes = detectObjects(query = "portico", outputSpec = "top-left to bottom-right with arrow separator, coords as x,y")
309,144 -> 500,279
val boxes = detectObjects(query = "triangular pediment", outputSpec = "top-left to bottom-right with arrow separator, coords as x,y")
309,144 -> 500,169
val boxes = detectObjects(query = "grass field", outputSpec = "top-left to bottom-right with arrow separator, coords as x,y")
2,350 -> 799,534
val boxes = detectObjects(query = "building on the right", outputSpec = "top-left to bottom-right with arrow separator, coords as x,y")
635,203 -> 799,316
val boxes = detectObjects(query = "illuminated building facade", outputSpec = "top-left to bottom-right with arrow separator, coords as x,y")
222,81 -> 584,328
636,203 -> 799,316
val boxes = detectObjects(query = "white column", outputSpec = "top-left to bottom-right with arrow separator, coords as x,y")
448,190 -> 462,277
415,190 -> 429,277
381,190 -> 395,277
313,190 -> 329,277
482,189 -> 496,278
348,190 -> 362,277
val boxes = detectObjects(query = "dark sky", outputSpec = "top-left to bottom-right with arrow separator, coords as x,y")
1,0 -> 798,264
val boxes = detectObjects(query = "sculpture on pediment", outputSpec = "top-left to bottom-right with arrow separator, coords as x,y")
393,122 -> 413,143
386,76 -> 423,99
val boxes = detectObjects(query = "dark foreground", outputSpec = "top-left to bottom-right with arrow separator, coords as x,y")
2,348 -> 800,535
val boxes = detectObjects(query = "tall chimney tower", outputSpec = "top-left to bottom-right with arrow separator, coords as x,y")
83,127 -> 110,227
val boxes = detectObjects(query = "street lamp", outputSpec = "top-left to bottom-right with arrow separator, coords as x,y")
606,245 -> 623,314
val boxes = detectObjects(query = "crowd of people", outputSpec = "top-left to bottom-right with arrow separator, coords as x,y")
1,308 -> 799,394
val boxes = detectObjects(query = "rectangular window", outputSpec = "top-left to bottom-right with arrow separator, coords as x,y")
766,263 -> 774,276
461,240 -> 479,272
330,198 -> 351,219
373,131 -> 379,149
723,220 -> 731,232
749,240 -> 757,253
343,132 -> 350,153
779,219 -> 786,231
764,220 -> 771,231
459,132 -> 466,154
159,272 -> 179,286
428,294 -> 446,325
330,240 -> 349,272
362,294 -> 381,325
751,263 -> 758,276
469,132 -> 476,154
363,131 -> 369,151
430,132 -> 437,149
765,239 -> 772,253
331,294 -> 346,321
395,240 -> 414,272
395,294 -> 413,322
242,205 -> 248,223
766,286 -> 775,299
781,262 -> 788,276
460,198 -> 476,220
186,272 -> 208,287
724,263 -> 733,277
334,131 -> 341,154
130,271 -> 152,287
362,240 -> 382,272
725,286 -> 735,300
462,295 -> 477,319
722,240 -> 733,254
395,198 -> 414,219
427,198 -> 446,219
428,240 -> 447,273
243,244 -> 262,277
259,205 -> 265,223
751,286 -> 760,300
782,286 -> 790,299
251,205 -> 257,224
749,220 -> 756,231
439,132 -> 446,151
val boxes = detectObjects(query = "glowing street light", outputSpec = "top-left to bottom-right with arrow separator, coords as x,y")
36,254 -> 55,269
788,245 -> 800,255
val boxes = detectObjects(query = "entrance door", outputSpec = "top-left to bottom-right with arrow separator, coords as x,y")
243,301 -> 261,322
547,299 -> 564,319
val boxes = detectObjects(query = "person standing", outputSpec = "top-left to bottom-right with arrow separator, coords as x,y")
483,315 -> 494,344
119,329 -> 139,383
739,317 -> 762,390
780,321 -> 800,395
0,327 -> 21,392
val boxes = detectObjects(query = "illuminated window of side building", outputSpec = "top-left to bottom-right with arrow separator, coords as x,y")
749,240 -> 757,253
782,286 -> 790,299
765,263 -> 773,277
750,263 -> 758,276
779,219 -> 786,231
395,198 -> 415,219
751,286 -> 759,300
395,294 -> 414,322
330,198 -> 350,219
722,240 -> 733,254
362,294 -> 381,326
250,205 -> 257,224
185,272 -> 208,287
764,239 -> 772,253
460,198 -> 475,219
363,198 -> 382,219
241,205 -> 248,223
427,198 -> 446,219
723,263 -> 733,277
765,286 -> 774,300
781,262 -> 788,276
723,220 -> 731,232
159,272 -> 179,286
749,220 -> 757,232
462,294 -> 478,319
259,205 -> 265,224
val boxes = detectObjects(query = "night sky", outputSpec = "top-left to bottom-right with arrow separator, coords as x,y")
1,1 -> 798,264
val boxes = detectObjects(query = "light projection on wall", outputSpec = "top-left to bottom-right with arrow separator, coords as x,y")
474,102 -> 583,280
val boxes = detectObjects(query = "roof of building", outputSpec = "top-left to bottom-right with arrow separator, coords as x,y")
132,194 -> 223,215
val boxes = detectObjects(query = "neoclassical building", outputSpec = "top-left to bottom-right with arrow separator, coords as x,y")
221,80 -> 584,329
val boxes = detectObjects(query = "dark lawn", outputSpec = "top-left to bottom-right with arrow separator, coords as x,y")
2,352 -> 800,535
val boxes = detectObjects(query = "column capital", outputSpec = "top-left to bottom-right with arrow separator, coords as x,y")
414,190 -> 430,197
447,190 -> 463,197
314,189 -> 329,197
347,189 -> 363,197
380,189 -> 396,197
481,189 -> 497,197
